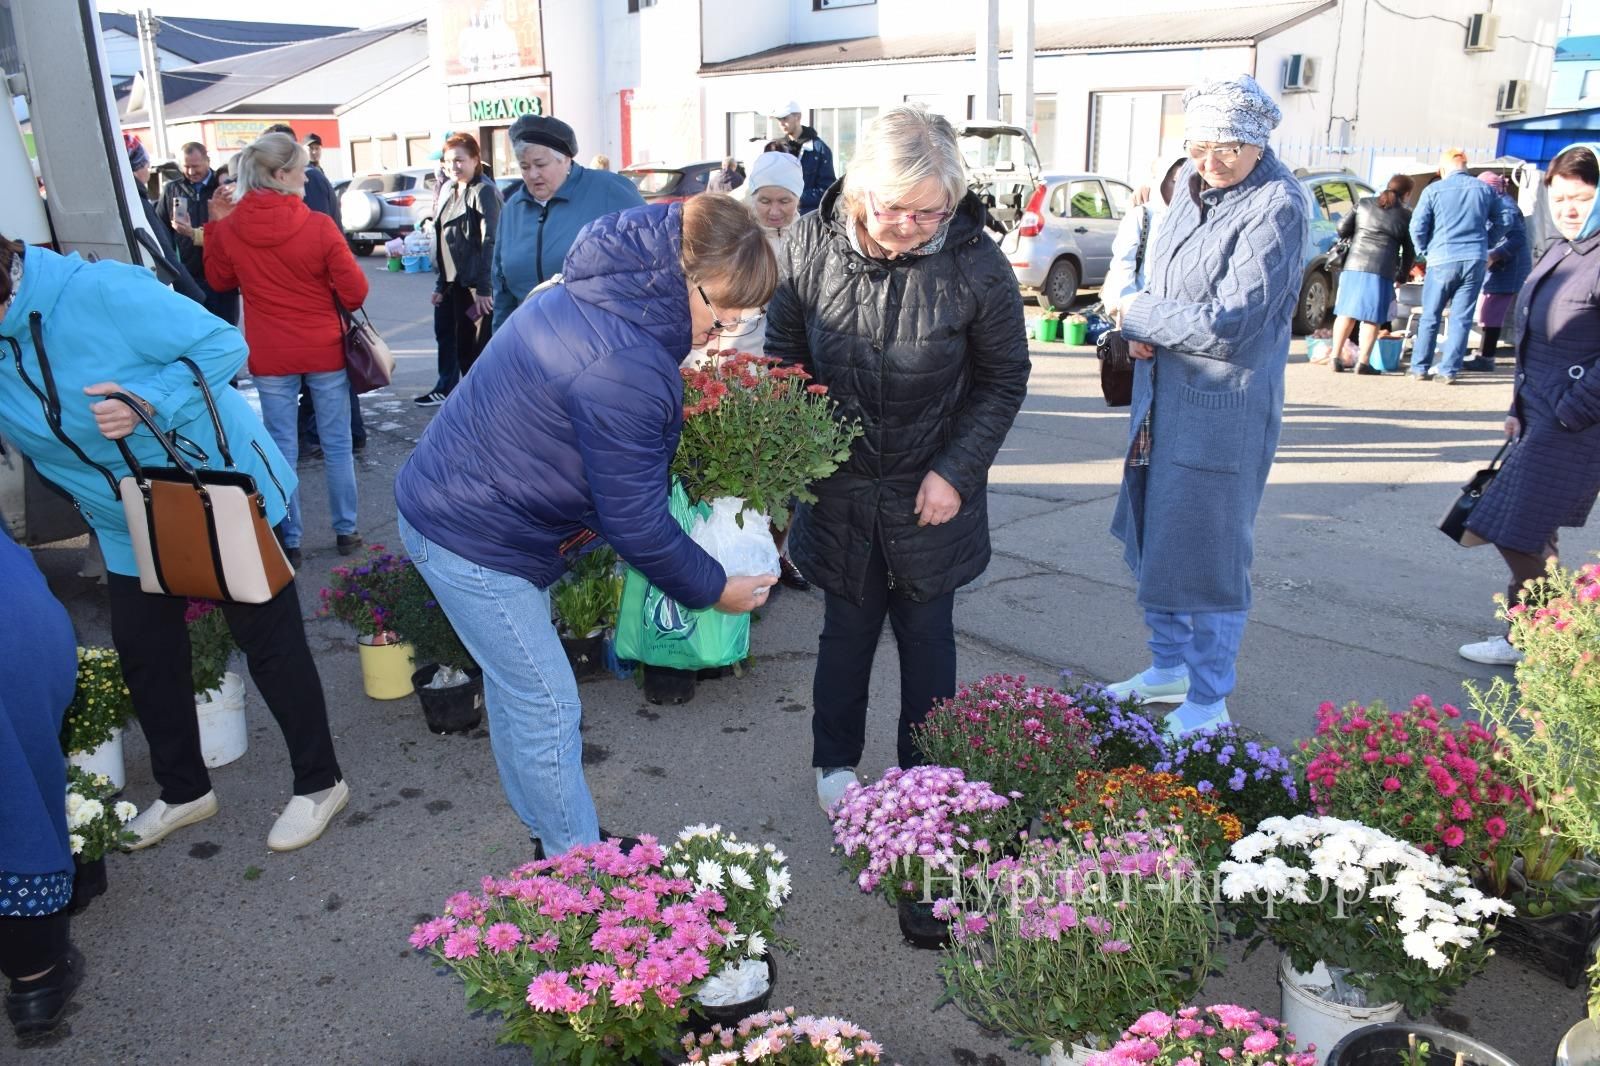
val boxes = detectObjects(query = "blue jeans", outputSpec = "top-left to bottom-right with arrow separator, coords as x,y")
1412,259 -> 1485,379
254,371 -> 358,548
398,513 -> 599,853
1146,608 -> 1250,706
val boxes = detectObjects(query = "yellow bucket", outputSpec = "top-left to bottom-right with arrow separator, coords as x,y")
357,636 -> 416,700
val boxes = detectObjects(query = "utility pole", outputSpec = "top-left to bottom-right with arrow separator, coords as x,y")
1010,0 -> 1034,136
136,8 -> 169,160
975,0 -> 1000,119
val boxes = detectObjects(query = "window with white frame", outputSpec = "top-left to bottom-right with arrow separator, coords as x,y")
1088,90 -> 1185,184
1034,94 -> 1057,169
728,111 -> 785,157
812,106 -> 879,173
1584,69 -> 1600,100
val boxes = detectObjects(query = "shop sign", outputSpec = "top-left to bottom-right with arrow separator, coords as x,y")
468,96 -> 545,122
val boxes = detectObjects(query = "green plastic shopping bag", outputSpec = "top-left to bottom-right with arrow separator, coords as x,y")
613,479 -> 750,669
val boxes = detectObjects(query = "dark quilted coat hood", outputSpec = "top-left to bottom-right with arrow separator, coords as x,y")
764,184 -> 1030,603
394,202 -> 726,606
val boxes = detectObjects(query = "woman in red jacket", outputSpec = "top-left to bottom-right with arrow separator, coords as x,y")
205,132 -> 369,566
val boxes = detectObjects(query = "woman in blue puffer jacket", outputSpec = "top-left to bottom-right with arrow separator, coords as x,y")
0,238 -> 348,855
395,196 -> 778,856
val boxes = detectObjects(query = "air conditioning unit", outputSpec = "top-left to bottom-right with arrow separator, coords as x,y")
1283,54 -> 1317,92
1465,13 -> 1499,52
1496,79 -> 1526,114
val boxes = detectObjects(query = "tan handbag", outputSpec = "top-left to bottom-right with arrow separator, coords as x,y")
109,360 -> 293,603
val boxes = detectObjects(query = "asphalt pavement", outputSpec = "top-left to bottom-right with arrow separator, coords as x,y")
18,256 -> 1595,1065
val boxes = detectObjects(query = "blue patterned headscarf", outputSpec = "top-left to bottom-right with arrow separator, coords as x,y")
1551,142 -> 1600,241
1182,74 -> 1282,148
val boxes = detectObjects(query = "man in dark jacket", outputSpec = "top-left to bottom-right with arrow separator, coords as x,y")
706,157 -> 743,194
157,141 -> 239,324
772,101 -> 835,215
125,134 -> 205,304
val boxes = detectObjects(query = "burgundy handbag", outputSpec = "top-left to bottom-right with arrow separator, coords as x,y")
335,298 -> 395,393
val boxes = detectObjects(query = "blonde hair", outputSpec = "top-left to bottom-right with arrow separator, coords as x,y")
841,105 -> 966,223
680,193 -> 777,311
233,132 -> 308,200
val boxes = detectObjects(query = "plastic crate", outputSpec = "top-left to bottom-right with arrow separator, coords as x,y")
1494,901 -> 1600,988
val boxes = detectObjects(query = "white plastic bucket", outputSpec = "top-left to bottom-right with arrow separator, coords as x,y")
69,728 -> 125,792
1279,958 -> 1402,1066
1042,1040 -> 1101,1066
197,671 -> 248,768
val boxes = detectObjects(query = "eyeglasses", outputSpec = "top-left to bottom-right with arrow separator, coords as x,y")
696,285 -> 765,339
1185,141 -> 1248,163
866,191 -> 954,227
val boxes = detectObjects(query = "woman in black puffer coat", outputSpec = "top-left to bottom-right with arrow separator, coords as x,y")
765,105 -> 1030,811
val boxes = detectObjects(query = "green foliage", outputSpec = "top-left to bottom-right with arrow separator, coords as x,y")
317,545 -> 412,640
672,353 -> 862,522
552,547 -> 622,638
185,599 -> 236,695
387,562 -> 475,673
61,647 -> 133,755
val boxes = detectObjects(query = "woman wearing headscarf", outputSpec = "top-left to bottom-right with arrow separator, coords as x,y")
1459,144 -> 1600,665
490,114 -> 645,330
1329,174 -> 1416,374
1461,171 -> 1531,373
764,106 -> 1030,812
1105,74 -> 1309,737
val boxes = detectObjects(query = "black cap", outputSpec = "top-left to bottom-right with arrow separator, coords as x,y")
508,114 -> 577,159
304,132 -> 322,146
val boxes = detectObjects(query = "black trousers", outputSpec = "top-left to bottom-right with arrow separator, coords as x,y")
0,911 -> 67,982
811,539 -> 956,769
432,282 -> 494,393
107,575 -> 342,804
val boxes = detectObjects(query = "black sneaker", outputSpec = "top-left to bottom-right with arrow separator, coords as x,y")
1460,357 -> 1496,372
336,534 -> 363,556
414,391 -> 448,407
1356,362 -> 1382,375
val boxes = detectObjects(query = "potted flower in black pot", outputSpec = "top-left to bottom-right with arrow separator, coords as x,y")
388,562 -> 481,735
64,764 -> 137,914
551,547 -> 622,681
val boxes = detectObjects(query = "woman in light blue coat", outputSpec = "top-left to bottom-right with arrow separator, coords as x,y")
0,238 -> 348,855
1105,76 -> 1309,737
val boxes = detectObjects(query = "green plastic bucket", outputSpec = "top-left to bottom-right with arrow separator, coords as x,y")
1063,320 -> 1088,346
1036,317 -> 1060,342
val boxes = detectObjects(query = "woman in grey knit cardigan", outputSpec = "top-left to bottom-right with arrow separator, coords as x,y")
1105,74 -> 1309,737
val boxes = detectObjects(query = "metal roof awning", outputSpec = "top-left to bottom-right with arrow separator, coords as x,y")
1492,105 -> 1600,168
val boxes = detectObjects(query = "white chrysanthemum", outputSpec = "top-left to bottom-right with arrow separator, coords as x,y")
69,833 -> 84,855
1403,929 -> 1450,968
66,792 -> 84,816
695,859 -> 725,891
78,798 -> 104,823
745,930 -> 766,958
728,865 -> 756,891
765,866 -> 791,899
678,823 -> 720,842
114,801 -> 138,823
668,862 -> 690,879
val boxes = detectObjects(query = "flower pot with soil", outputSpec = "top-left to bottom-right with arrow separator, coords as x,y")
62,647 -> 133,792
551,547 -> 622,681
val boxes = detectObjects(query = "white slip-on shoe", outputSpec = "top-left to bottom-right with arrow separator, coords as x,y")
1163,700 -> 1231,740
1458,635 -> 1524,666
1105,670 -> 1191,706
267,780 -> 350,852
124,790 -> 219,851
816,767 -> 858,815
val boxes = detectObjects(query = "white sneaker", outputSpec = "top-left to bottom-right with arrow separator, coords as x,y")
1105,669 -> 1190,706
267,780 -> 350,852
124,790 -> 219,851
816,767 -> 858,815
1163,700 -> 1231,739
1459,635 -> 1524,666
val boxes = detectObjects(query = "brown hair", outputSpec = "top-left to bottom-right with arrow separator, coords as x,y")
1377,173 -> 1414,210
680,193 -> 777,311
0,237 -> 21,305
180,141 -> 207,158
1547,146 -> 1599,187
444,132 -> 481,159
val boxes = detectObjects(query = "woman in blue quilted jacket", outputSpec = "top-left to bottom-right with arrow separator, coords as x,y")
394,196 -> 778,856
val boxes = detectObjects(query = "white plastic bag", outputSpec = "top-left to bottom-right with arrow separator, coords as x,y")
694,957 -> 771,1007
689,497 -> 779,578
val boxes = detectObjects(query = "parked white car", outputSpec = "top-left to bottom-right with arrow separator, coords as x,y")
1000,173 -> 1134,310
340,167 -> 439,256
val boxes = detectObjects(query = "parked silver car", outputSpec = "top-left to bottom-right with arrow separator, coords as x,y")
1000,173 -> 1134,311
340,167 -> 439,255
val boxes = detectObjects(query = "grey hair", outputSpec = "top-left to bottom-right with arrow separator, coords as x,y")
232,132 -> 308,201
841,105 -> 966,221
